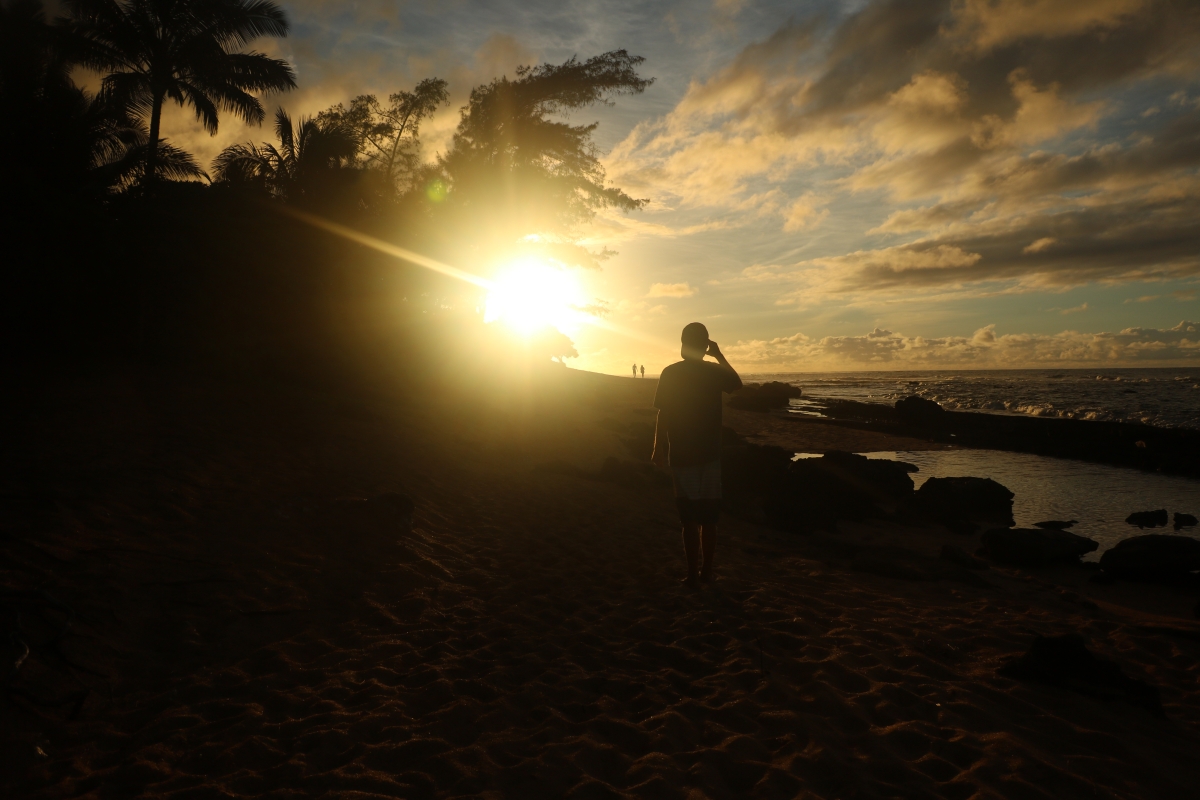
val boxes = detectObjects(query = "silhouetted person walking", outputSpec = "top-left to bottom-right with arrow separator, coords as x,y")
651,323 -> 742,587
640,364 -> 645,378
632,363 -> 638,378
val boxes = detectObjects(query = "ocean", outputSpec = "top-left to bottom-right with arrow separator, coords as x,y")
753,368 -> 1200,554
742,368 -> 1200,431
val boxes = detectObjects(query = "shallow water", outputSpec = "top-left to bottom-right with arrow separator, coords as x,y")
743,368 -> 1200,430
795,448 -> 1200,558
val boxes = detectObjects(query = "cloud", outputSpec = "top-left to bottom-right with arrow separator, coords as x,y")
725,320 -> 1200,369
1060,302 -> 1088,315
782,193 -> 829,232
605,0 -> 1200,295
647,282 -> 697,298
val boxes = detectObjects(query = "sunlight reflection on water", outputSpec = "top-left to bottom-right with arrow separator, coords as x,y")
795,449 -> 1200,558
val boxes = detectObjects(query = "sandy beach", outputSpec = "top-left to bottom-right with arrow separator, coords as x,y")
4,368 -> 1199,799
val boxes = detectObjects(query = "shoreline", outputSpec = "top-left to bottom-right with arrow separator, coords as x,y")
782,397 -> 1200,478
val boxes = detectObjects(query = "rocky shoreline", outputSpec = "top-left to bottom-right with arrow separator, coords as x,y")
791,395 -> 1200,477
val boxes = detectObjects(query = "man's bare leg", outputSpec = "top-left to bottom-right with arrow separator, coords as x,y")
699,523 -> 717,582
682,522 -> 701,586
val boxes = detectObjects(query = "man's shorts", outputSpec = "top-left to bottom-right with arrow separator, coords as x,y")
672,460 -> 721,524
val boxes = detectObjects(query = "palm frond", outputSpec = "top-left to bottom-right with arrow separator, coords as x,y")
178,80 -> 221,133
274,107 -> 294,160
212,141 -> 268,182
67,0 -> 296,182
206,0 -> 290,49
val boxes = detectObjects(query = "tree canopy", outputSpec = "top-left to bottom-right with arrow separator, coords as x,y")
318,78 -> 449,195
438,50 -> 653,268
213,107 -> 360,203
68,0 -> 296,183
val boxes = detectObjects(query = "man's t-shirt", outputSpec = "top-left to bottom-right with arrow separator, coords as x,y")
653,359 -> 742,467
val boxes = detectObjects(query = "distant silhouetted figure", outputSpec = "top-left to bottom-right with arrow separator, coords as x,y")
651,322 -> 742,587
632,363 -> 638,378
640,364 -> 645,378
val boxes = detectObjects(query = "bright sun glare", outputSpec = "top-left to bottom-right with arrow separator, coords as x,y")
484,259 -> 585,335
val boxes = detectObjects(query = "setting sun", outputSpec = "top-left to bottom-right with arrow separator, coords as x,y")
484,259 -> 586,335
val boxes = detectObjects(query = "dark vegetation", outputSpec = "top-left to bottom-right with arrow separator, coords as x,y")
1,0 -> 653,382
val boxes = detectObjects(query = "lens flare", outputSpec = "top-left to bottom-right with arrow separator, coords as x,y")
484,259 -> 585,335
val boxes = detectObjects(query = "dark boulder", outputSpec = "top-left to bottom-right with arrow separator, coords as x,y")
1174,512 -> 1198,530
1097,534 -> 1200,581
998,635 -> 1164,716
721,443 -> 892,533
1125,509 -> 1168,528
914,476 -> 1015,527
981,527 -> 1098,566
818,450 -> 918,498
1034,520 -> 1077,530
727,381 -> 802,412
895,395 -> 944,425
940,544 -> 988,570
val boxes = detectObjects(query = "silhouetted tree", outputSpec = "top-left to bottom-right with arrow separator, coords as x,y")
0,0 -> 203,196
68,0 -> 296,186
318,78 -> 449,196
212,107 -> 358,201
530,325 -> 578,363
437,51 -> 652,268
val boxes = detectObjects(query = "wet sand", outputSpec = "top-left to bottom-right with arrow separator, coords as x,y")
3,369 -> 1199,798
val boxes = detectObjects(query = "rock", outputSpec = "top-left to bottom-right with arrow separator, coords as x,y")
727,381 -> 802,412
980,527 -> 1098,566
1034,520 -> 1078,530
1174,512 -> 1198,530
998,634 -> 1164,716
895,395 -> 945,425
1097,534 -> 1200,581
914,476 -> 1015,527
1125,509 -> 1168,528
721,442 -> 881,533
940,544 -> 988,570
941,519 -> 978,536
818,450 -> 918,498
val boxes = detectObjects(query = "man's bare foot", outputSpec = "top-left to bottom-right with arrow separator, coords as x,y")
681,575 -> 700,589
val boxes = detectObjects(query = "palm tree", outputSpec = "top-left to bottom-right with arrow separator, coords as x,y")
212,107 -> 358,200
68,0 -> 296,185
1,0 -> 204,196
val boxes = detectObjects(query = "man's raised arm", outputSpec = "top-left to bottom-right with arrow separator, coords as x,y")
707,340 -> 742,392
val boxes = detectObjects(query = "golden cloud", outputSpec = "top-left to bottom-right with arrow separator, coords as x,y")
647,282 -> 697,298
725,320 -> 1200,369
602,0 -> 1200,296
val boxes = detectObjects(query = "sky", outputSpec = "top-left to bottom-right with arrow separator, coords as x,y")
154,0 -> 1200,374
